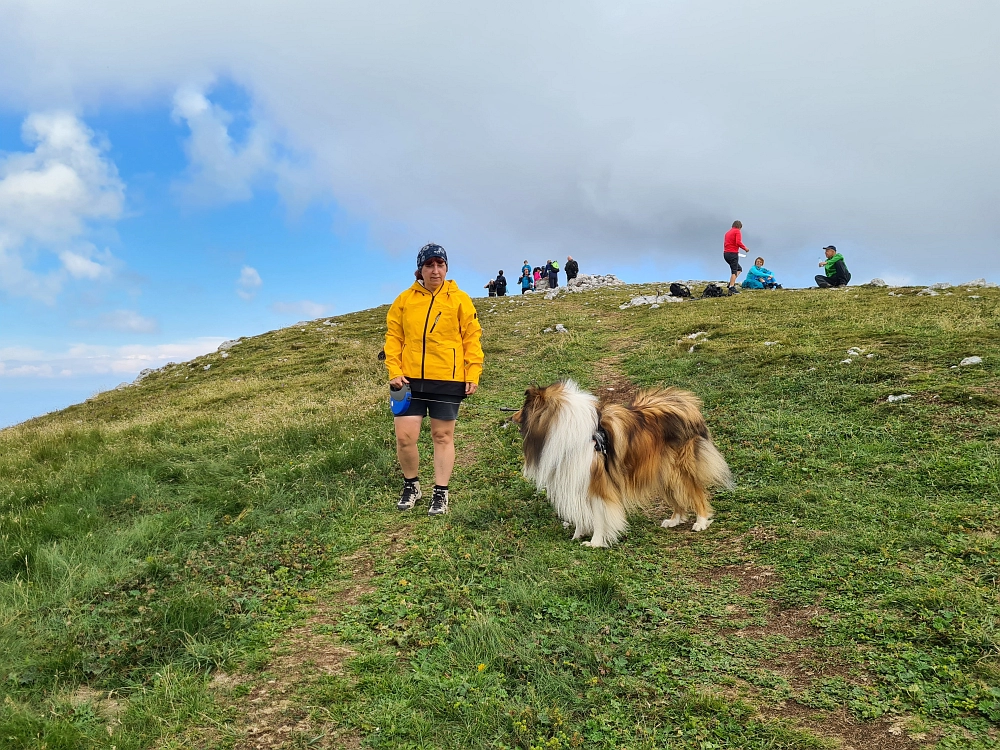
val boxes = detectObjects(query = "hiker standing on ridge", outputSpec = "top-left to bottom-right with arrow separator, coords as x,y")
495,270 -> 508,296
385,243 -> 484,516
546,259 -> 560,288
723,220 -> 749,295
565,256 -> 579,283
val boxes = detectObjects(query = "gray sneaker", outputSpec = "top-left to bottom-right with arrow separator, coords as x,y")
397,480 -> 422,511
428,487 -> 449,515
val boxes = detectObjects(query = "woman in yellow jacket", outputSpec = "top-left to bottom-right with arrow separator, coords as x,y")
384,243 -> 484,515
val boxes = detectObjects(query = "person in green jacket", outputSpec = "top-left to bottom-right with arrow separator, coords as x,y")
815,246 -> 851,287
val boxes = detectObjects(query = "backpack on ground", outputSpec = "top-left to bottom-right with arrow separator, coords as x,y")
701,282 -> 725,298
669,282 -> 691,298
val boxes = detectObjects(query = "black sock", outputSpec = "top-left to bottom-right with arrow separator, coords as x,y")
404,476 -> 419,485
434,484 -> 448,491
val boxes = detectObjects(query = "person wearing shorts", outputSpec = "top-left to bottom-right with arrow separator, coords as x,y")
384,243 -> 484,515
723,220 -> 749,295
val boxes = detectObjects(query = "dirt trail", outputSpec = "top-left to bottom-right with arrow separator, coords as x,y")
201,527 -> 410,750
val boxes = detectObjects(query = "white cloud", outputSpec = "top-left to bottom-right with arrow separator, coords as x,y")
270,300 -> 329,318
0,112 -> 124,301
96,309 -> 159,334
59,249 -> 109,280
172,87 -> 275,205
0,337 -> 224,378
236,265 -> 262,300
0,3 -> 998,283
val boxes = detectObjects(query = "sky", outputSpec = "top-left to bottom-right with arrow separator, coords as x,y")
0,1 -> 998,428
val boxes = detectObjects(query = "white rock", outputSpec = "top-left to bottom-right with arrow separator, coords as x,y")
688,346 -> 696,353
131,367 -> 158,385
554,324 -> 568,333
961,278 -> 998,288
847,347 -> 862,355
649,304 -> 660,309
866,353 -> 875,358
841,359 -> 853,364
686,331 -> 708,339
969,295 -> 981,299
916,288 -> 939,296
203,364 -> 211,371
928,282 -> 953,290
959,356 -> 982,366
218,338 -> 242,351
807,367 -> 817,372
866,278 -> 888,287
563,274 -> 626,294
220,351 -> 229,359
542,327 -> 553,333
763,341 -> 779,346
887,394 -> 912,403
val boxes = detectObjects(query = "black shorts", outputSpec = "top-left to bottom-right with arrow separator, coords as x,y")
724,252 -> 742,274
397,393 -> 462,421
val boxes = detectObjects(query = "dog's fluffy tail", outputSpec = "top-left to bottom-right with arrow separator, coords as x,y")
696,438 -> 734,490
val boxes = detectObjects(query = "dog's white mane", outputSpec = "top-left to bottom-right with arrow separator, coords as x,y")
522,379 -> 598,533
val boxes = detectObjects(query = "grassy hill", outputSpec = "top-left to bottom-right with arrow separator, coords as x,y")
1,282 -> 998,750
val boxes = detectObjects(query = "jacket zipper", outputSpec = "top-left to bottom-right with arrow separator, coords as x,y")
420,290 -> 438,380
452,348 -> 456,379
429,312 -> 441,334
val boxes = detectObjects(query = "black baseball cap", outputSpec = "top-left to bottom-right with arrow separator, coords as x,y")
822,245 -> 837,251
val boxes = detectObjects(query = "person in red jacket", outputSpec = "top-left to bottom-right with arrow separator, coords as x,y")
723,220 -> 749,295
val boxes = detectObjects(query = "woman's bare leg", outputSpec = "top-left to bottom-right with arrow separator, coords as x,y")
394,416 -> 423,478
429,418 -> 456,486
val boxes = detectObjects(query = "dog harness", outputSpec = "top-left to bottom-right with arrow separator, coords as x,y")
593,426 -> 609,456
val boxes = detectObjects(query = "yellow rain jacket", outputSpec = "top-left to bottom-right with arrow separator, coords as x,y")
385,280 -> 484,385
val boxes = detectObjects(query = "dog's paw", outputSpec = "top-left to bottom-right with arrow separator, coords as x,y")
691,517 -> 714,532
661,514 -> 685,528
581,540 -> 608,548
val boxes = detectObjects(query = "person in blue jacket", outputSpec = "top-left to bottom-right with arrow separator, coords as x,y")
742,257 -> 780,289
520,269 -> 533,294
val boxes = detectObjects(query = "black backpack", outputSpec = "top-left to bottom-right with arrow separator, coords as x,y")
701,282 -> 725,298
669,282 -> 691,298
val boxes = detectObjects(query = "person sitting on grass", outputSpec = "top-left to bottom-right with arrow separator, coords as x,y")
742,257 -> 780,289
815,245 -> 851,288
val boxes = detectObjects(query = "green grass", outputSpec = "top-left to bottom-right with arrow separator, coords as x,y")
2,284 -> 999,748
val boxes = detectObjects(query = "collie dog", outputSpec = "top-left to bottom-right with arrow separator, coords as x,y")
512,380 -> 733,548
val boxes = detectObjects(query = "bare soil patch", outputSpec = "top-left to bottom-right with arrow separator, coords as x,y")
593,357 -> 642,406
68,686 -> 123,735
730,604 -> 825,641
697,562 -> 778,596
766,703 -> 931,750
216,528 -> 411,749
